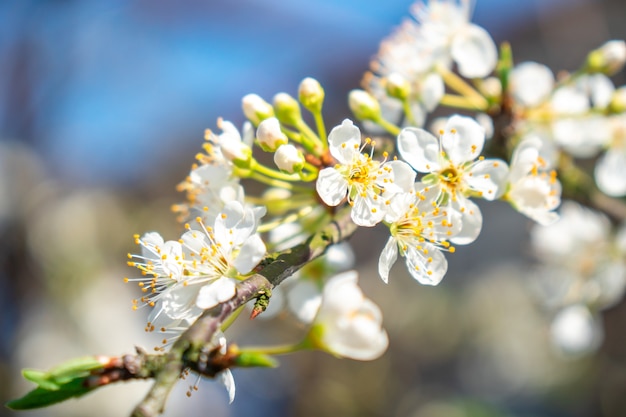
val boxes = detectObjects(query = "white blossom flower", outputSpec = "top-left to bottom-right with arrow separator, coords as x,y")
550,304 -> 603,358
550,74 -> 614,158
316,119 -> 416,227
505,137 -> 561,225
398,115 -> 509,244
594,114 -> 626,196
530,201 -> 626,312
308,271 -> 388,360
174,121 -> 248,225
127,201 -> 267,342
364,0 -> 496,128
413,0 -> 498,78
509,62 -> 555,108
379,183 -> 460,285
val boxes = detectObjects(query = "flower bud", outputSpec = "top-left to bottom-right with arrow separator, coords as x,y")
586,40 -> 626,75
384,73 -> 410,100
274,144 -> 304,173
348,89 -> 381,122
242,94 -> 274,125
480,76 -> 502,100
273,92 -> 302,126
256,117 -> 288,152
609,86 -> 626,113
298,77 -> 325,113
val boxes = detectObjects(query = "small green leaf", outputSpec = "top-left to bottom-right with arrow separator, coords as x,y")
6,376 -> 94,410
22,370 -> 59,391
8,357 -> 106,410
48,356 -> 105,384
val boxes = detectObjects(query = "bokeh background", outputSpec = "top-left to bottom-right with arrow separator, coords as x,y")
2,0 -> 626,416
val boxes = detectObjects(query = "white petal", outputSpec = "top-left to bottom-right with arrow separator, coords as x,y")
397,127 -> 441,172
509,62 -> 554,107
379,160 -> 416,195
217,369 -> 236,404
404,243 -> 447,286
451,24 -> 497,78
233,233 -> 266,274
287,279 -> 322,324
421,72 -> 445,111
196,277 -> 237,309
509,137 -> 541,182
316,168 -> 348,206
450,198 -> 483,245
595,149 -> 626,196
466,158 -> 509,200
328,119 -> 361,164
378,237 -> 399,283
550,305 -> 603,357
351,195 -> 386,227
551,87 -> 589,114
587,74 -> 614,109
441,115 -> 485,165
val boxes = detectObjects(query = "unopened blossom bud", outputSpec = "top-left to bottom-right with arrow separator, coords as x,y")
609,86 -> 626,113
274,144 -> 304,173
586,40 -> 626,75
273,93 -> 302,126
242,94 -> 274,125
348,89 -> 381,122
256,117 -> 288,152
480,76 -> 502,100
384,73 -> 410,100
298,77 -> 325,113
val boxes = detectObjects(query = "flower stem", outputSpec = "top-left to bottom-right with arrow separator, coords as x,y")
440,94 -> 488,111
372,115 -> 401,136
437,65 -> 489,110
257,205 -> 315,234
237,338 -> 313,356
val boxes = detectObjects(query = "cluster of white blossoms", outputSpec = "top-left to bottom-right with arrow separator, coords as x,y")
508,40 -> 626,197
119,0 -> 625,407
13,1 -> 626,415
530,202 -> 626,357
363,0 -> 497,127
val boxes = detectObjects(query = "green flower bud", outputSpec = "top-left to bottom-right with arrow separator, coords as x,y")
273,92 -> 302,126
348,89 -> 381,122
299,77 -> 325,113
242,94 -> 274,125
586,40 -> 626,75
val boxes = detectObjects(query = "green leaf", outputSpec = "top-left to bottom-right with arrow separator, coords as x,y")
7,357 -> 106,410
6,376 -> 94,410
22,370 -> 59,391
48,356 -> 105,384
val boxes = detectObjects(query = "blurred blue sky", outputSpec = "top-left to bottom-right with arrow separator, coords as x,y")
0,0 -> 615,186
